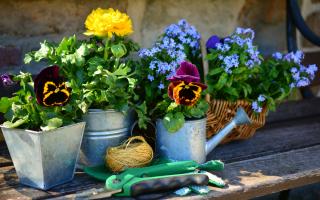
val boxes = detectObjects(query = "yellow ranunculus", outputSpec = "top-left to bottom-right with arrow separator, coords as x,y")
84,8 -> 133,38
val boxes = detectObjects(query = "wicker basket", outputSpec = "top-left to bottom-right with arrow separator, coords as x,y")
200,40 -> 267,143
206,99 -> 267,143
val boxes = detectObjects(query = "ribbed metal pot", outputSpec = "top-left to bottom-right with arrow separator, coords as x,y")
1,122 -> 85,190
79,109 -> 132,167
156,118 -> 207,163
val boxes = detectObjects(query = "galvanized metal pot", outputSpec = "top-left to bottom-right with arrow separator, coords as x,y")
79,109 -> 132,167
156,118 -> 207,163
1,122 -> 85,190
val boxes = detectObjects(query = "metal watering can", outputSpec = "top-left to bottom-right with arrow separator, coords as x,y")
156,107 -> 252,163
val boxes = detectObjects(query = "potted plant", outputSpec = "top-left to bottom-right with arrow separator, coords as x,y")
132,19 -> 209,162
155,61 -> 209,163
205,27 -> 318,143
135,19 -> 203,128
0,66 -> 85,190
24,8 -> 139,167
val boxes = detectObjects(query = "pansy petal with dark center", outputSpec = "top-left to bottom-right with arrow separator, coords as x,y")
168,81 -> 183,100
43,88 -> 71,106
34,66 -> 71,107
172,81 -> 202,106
34,66 -> 60,92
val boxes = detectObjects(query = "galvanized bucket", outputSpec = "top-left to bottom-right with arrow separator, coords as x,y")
156,118 -> 207,163
1,122 -> 85,190
79,109 -> 133,167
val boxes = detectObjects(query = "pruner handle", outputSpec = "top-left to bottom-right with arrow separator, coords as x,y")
122,173 -> 209,197
106,160 -> 198,190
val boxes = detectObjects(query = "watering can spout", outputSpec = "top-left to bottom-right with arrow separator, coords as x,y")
205,107 -> 252,155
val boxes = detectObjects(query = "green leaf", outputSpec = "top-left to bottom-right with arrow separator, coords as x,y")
88,56 -> 105,68
56,35 -> 76,55
127,77 -> 137,89
3,118 -> 28,128
233,67 -> 246,74
206,53 -> 218,61
225,87 -> 239,98
167,102 -> 179,112
0,97 -> 15,113
208,67 -> 223,76
184,99 -> 208,118
34,41 -> 52,61
134,101 -> 150,129
40,117 -> 63,131
112,63 -> 131,76
163,112 -> 185,133
78,101 -> 89,113
76,43 -> 90,57
215,72 -> 228,90
24,53 -> 33,64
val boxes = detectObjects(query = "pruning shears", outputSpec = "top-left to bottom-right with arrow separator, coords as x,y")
83,160 -> 225,199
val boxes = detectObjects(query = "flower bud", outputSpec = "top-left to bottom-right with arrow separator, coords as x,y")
111,43 -> 127,58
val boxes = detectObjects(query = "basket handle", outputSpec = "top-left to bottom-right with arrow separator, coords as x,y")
200,38 -> 211,102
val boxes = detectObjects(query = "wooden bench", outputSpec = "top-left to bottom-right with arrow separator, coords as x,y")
1,98 -> 320,199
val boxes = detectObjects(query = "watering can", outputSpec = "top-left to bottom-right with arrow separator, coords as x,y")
156,107 -> 252,163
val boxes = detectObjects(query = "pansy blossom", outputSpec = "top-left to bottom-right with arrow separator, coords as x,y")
0,74 -> 14,86
168,61 -> 207,106
34,66 -> 71,107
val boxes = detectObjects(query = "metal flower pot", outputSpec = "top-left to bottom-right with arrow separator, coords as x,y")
156,118 -> 207,163
79,109 -> 133,167
1,122 -> 85,190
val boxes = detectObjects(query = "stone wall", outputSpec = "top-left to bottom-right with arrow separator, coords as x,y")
0,0 -> 319,74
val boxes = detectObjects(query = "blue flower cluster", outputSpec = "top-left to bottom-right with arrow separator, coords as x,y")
222,54 -> 239,73
213,27 -> 261,73
272,51 -> 318,88
165,19 -> 201,53
252,94 -> 265,113
138,19 -> 201,89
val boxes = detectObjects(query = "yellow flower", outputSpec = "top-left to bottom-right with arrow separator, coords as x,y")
84,8 -> 133,38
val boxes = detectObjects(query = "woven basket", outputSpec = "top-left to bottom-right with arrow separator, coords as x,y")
206,99 -> 267,143
200,40 -> 267,143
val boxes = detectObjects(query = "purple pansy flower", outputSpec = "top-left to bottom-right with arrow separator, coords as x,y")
206,35 -> 220,50
167,61 -> 207,106
34,66 -> 71,107
168,61 -> 201,83
0,74 -> 14,86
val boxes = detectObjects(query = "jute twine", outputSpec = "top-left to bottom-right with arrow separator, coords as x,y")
105,136 -> 154,172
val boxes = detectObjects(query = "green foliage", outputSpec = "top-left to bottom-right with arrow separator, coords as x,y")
206,52 -> 260,103
163,112 -> 185,133
153,96 -> 209,133
24,35 -> 140,113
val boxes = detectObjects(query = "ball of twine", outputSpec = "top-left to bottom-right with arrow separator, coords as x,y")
106,136 -> 154,172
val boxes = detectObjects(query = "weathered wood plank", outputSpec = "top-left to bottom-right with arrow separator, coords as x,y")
50,145 -> 320,200
0,141 -> 11,167
207,145 -> 320,200
208,115 -> 320,163
0,166 -> 104,200
164,145 -> 320,200
266,98 -> 320,123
